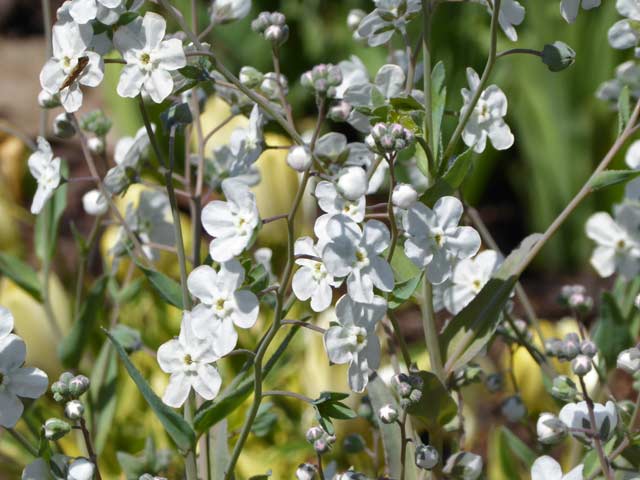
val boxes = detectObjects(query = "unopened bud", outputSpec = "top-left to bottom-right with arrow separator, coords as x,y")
239,66 -> 263,89
415,444 -> 439,470
392,183 -> 418,209
571,354 -> 592,376
580,340 -> 597,358
617,348 -> 640,375
378,404 -> 398,424
88,136 -> 105,155
64,400 -> 85,420
328,101 -> 352,122
347,9 -> 366,31
561,333 -> 580,360
536,412 -> 567,445
286,145 -> 312,172
53,113 -> 76,139
68,375 -> 90,398
542,41 -> 576,72
336,167 -> 367,201
38,89 -> 61,109
551,375 -> 578,402
44,418 -> 71,440
305,426 -> 324,443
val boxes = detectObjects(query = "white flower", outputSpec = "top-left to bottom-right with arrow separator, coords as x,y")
287,145 -> 312,172
82,189 -> 108,216
609,0 -> 640,52
322,216 -> 394,303
157,312 -> 222,408
336,55 -> 370,100
323,295 -> 385,392
460,68 -> 514,153
23,456 -> 95,480
560,0 -> 600,23
559,400 -> 618,443
315,180 -> 366,225
585,204 -> 640,279
114,126 -> 151,169
441,250 -> 501,314
0,306 -> 14,339
617,347 -> 640,374
626,139 -> 640,169
531,456 -> 583,480
392,183 -> 418,209
0,334 -> 48,427
188,260 -> 259,357
292,237 -> 341,312
67,0 -> 124,24
336,167 -> 368,202
39,21 -> 103,113
296,463 -> 318,480
229,105 -> 265,168
114,12 -> 187,103
201,178 -> 260,262
473,0 -> 525,41
211,0 -> 252,24
28,137 -> 62,215
403,196 -> 481,285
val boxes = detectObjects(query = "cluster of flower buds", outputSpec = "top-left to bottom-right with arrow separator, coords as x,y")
392,372 -> 423,409
251,11 -> 289,46
305,426 -> 336,455
328,101 -> 353,123
497,317 -> 532,344
617,345 -> 640,375
415,444 -> 439,470
501,395 -> 527,422
546,332 -> 596,376
536,412 -> 567,445
558,284 -> 593,314
295,463 -> 318,480
300,64 -> 343,98
239,66 -> 289,102
365,122 -> 415,156
51,372 -> 90,403
452,363 -> 483,388
79,109 -> 113,137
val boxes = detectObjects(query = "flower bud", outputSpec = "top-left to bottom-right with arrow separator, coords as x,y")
561,333 -> 580,360
551,375 -> 578,402
239,66 -> 264,88
38,89 -> 61,109
287,145 -> 312,172
536,412 -> 567,445
545,338 -> 564,357
336,167 -> 367,201
252,11 -> 289,45
485,373 -> 503,393
79,109 -> 112,136
542,41 -> 576,72
87,136 -> 105,155
44,418 -> 71,440
415,444 -> 439,470
347,9 -> 366,31
68,375 -> 90,398
53,113 -> 76,139
305,426 -> 324,443
313,437 -> 332,454
64,400 -> 85,420
296,463 -> 318,480
580,340 -> 597,358
392,183 -> 418,209
617,348 -> 640,375
443,452 -> 483,480
82,189 -> 108,216
571,354 -> 592,376
368,122 -> 415,155
378,404 -> 398,424
260,72 -> 287,100
501,395 -> 526,422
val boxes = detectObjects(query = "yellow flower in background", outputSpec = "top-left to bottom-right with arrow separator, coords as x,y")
0,276 -> 70,377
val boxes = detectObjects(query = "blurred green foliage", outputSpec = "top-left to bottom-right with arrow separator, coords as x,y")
104,1 -> 631,270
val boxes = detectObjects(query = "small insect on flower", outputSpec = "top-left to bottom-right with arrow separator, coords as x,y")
58,56 -> 90,92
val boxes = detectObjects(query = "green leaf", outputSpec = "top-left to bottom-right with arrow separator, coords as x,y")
390,95 -> 424,111
440,234 -> 542,373
195,371 -> 254,434
35,165 -> 68,263
499,427 -> 536,467
389,274 -> 422,310
312,391 -> 357,435
390,246 -> 420,284
619,85 -> 631,135
431,61 -> 447,162
593,292 -> 634,367
367,376 -> 418,480
58,276 -> 108,367
251,402 -> 278,438
179,65 -> 205,80
0,253 -> 43,301
406,371 -> 457,427
91,341 -> 118,454
134,261 -> 184,309
588,169 -> 640,191
106,330 -> 196,452
421,146 -> 474,206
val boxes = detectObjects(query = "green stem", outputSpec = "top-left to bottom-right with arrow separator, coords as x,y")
421,0 -> 433,150
442,0 -> 501,161
79,418 -> 102,480
579,377 -> 612,480
421,280 -> 444,382
388,311 -> 413,369
496,48 -> 542,59
386,155 -> 399,262
4,427 -> 38,456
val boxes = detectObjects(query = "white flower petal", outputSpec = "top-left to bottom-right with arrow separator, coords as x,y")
162,372 -> 191,408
